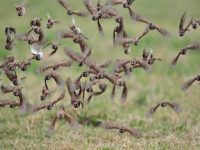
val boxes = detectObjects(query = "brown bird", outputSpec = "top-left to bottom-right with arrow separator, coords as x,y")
48,108 -> 79,134
66,77 -> 84,108
103,73 -> 127,104
101,123 -> 142,138
30,18 -> 43,28
0,55 -> 15,69
33,89 -> 65,112
83,0 -> 111,35
146,100 -> 182,117
181,74 -> 200,91
5,35 -> 16,50
69,17 -> 89,40
36,59 -> 73,73
7,60 -> 20,71
46,13 -> 60,29
0,87 -> 25,108
16,33 -> 38,45
44,71 -> 64,89
58,0 -> 89,17
130,58 -> 152,72
170,40 -> 200,68
3,68 -> 26,86
191,18 -> 200,29
14,0 -> 28,16
43,41 -> 61,56
40,84 -> 51,101
130,14 -> 171,37
51,59 -> 73,70
20,58 -> 32,71
147,54 -> 162,65
179,11 -> 192,36
30,45 -> 43,61
114,58 -> 132,73
0,99 -> 19,108
0,80 -> 22,96
5,27 -> 16,36
65,47 -> 91,66
113,16 -> 129,50
56,29 -> 89,53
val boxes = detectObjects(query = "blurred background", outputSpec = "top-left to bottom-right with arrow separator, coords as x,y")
0,0 -> 200,149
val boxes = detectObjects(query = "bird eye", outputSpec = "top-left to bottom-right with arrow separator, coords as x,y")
119,128 -> 125,133
53,66 -> 58,70
47,105 -> 53,110
98,14 -> 102,19
36,55 -> 41,61
45,76 -> 51,80
181,49 -> 187,55
47,23 -> 53,29
161,103 -> 167,107
73,38 -> 79,43
34,28 -> 39,34
96,7 -> 100,11
18,12 -> 22,16
40,95 -> 46,101
5,45 -> 10,50
13,92 -> 19,96
134,41 -> 138,46
21,67 -> 26,71
179,32 -> 184,37
148,59 -> 154,65
58,114 -> 64,119
51,45 -> 56,49
124,49 -> 129,54
10,104 -> 16,108
123,3 -> 128,8
14,80 -> 19,86
131,61 -> 136,65
115,17 -> 121,23
73,102 -> 80,108
197,75 -> 200,81
114,27 -> 120,32
11,67 -> 15,71
67,10 -> 72,15
99,74 -> 104,79
28,40 -> 33,44
192,23 -> 198,29
92,16 -> 96,21
78,61 -> 83,66
86,88 -> 92,92
82,72 -> 88,77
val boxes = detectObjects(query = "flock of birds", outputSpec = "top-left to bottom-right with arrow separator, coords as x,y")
1,0 -> 200,139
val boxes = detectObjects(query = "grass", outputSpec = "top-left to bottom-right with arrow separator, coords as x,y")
1,0 -> 200,149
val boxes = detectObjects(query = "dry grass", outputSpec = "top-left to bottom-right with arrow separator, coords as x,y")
0,0 -> 200,149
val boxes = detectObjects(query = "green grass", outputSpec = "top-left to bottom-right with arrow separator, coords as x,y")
1,0 -> 200,149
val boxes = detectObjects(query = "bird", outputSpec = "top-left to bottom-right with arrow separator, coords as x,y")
14,0 -> 28,16
48,108 -> 79,134
44,71 -> 64,89
46,13 -> 60,29
5,35 -> 16,50
170,40 -> 200,68
179,11 -> 192,36
30,18 -> 43,28
101,122 -> 142,138
58,0 -> 89,17
5,27 -> 16,36
181,74 -> 200,91
146,100 -> 182,117
43,41 -> 61,56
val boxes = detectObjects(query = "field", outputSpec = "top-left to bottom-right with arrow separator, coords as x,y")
0,0 -> 200,149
